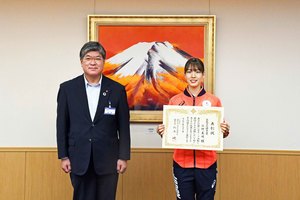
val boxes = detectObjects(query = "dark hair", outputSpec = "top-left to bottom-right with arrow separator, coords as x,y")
184,57 -> 205,74
79,41 -> 106,60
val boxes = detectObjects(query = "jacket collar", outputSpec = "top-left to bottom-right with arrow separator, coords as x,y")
77,74 -> 112,123
183,87 -> 206,97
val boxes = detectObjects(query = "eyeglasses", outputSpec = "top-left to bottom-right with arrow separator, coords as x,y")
82,56 -> 103,63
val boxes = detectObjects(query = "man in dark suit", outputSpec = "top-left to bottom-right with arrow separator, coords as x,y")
56,41 -> 131,200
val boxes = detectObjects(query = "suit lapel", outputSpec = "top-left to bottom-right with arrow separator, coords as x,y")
77,75 -> 93,122
93,76 -> 111,122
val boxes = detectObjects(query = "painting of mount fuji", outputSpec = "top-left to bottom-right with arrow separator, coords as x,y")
88,15 -> 216,121
104,41 -> 192,110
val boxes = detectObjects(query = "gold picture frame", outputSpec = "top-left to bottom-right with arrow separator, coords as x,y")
88,15 -> 216,122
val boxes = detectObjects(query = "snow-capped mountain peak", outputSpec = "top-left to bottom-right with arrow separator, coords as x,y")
105,41 -> 190,79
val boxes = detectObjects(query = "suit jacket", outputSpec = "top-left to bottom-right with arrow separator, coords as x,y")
56,74 -> 130,175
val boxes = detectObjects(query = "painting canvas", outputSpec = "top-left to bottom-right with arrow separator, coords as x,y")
88,15 -> 216,122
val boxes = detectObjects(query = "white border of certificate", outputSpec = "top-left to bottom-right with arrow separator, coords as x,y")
162,105 -> 224,150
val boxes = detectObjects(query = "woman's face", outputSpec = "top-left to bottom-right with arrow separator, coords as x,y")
185,67 -> 204,89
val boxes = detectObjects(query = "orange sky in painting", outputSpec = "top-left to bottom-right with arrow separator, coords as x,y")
98,26 -> 204,59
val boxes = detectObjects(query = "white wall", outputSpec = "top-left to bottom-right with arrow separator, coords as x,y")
213,0 -> 300,150
0,0 -> 299,150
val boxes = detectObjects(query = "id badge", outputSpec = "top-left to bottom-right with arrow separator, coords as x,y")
104,107 -> 116,115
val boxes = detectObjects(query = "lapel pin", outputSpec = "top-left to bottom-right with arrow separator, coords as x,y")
103,90 -> 109,96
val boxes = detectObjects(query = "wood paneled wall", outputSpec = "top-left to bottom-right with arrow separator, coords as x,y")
0,148 -> 299,200
218,150 -> 300,200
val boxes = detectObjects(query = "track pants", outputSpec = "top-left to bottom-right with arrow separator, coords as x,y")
173,161 -> 217,200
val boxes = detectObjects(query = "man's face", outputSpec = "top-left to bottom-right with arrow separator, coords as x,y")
81,51 -> 104,78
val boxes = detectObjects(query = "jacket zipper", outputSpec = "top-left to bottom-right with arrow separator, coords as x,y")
193,95 -> 196,168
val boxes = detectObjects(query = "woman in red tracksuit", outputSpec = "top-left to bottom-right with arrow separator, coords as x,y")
157,57 -> 230,200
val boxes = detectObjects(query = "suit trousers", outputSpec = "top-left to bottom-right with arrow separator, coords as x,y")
70,155 -> 119,200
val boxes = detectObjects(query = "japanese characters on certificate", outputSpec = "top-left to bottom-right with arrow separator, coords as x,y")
162,105 -> 224,151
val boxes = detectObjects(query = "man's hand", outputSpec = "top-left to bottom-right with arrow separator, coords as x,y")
61,158 -> 71,173
117,159 -> 127,174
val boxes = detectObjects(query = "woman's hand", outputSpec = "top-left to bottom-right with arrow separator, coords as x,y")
221,121 -> 230,138
156,124 -> 165,137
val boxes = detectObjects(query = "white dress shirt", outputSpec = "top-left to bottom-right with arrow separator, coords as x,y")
84,76 -> 102,121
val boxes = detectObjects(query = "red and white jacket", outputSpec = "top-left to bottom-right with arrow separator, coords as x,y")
169,88 -> 222,169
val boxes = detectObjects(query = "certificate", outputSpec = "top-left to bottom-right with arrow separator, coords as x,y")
162,105 -> 224,150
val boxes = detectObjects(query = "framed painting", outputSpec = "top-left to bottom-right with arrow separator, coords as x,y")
88,15 -> 216,122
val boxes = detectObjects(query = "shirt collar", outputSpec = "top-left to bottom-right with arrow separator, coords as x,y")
84,75 -> 102,87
